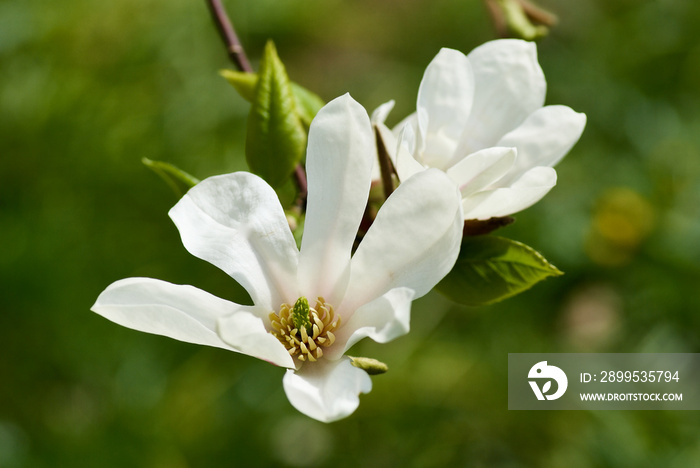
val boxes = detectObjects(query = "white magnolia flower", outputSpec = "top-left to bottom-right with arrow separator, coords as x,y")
375,39 -> 586,221
92,94 -> 463,422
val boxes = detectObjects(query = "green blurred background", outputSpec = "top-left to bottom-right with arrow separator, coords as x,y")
3,0 -> 700,466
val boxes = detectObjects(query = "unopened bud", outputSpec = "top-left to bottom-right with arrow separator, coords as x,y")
349,356 -> 389,375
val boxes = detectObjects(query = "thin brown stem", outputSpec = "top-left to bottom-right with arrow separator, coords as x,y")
517,0 -> 558,26
205,0 -> 309,203
483,0 -> 509,37
293,165 -> 308,205
205,0 -> 253,72
374,127 -> 395,200
462,216 -> 514,236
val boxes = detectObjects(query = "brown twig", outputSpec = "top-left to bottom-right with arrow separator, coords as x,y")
483,0 -> 509,37
517,0 -> 558,26
293,165 -> 308,206
205,0 -> 309,202
462,216 -> 515,236
205,0 -> 253,73
374,127 -> 395,200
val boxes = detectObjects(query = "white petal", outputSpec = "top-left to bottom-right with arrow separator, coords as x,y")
394,123 -> 426,181
218,310 -> 295,368
446,146 -> 516,197
92,277 -> 248,351
458,39 -> 546,154
496,105 -> 587,185
417,48 -> 474,168
342,169 -> 463,311
282,358 -> 372,423
299,94 -> 374,305
169,172 -> 299,311
391,112 -> 418,140
370,100 -> 395,124
462,166 -> 557,220
327,287 -> 414,360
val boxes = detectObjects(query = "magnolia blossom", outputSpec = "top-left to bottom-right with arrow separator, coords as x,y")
92,94 -> 463,422
375,39 -> 586,221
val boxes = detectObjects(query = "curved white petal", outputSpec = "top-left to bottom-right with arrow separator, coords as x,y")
92,277 -> 247,351
462,166 -> 557,220
391,112 -> 418,140
343,169 -> 463,311
458,39 -> 546,154
446,146 -> 516,197
298,94 -> 374,306
218,310 -> 295,369
282,358 -> 372,423
370,100 -> 395,125
327,287 -> 414,360
169,173 -> 299,311
417,48 -> 474,168
394,123 -> 426,182
496,105 -> 587,185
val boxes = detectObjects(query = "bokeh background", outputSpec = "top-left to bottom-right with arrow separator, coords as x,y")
3,0 -> 700,466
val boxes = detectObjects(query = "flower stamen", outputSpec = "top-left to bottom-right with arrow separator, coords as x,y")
269,297 -> 340,363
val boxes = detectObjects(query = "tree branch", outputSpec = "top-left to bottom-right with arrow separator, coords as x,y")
483,0 -> 509,38
374,127 -> 395,200
293,164 -> 308,206
205,0 -> 310,202
205,0 -> 253,72
517,0 -> 557,27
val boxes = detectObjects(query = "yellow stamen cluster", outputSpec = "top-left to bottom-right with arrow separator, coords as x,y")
269,297 -> 341,362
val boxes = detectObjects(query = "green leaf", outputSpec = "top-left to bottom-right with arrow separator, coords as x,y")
142,157 -> 200,197
245,41 -> 307,188
290,82 -> 324,128
221,70 -> 324,127
219,69 -> 257,102
436,236 -> 563,306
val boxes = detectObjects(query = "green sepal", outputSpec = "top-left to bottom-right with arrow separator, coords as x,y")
220,70 -> 324,127
436,235 -> 563,306
142,157 -> 200,197
498,0 -> 549,41
245,41 -> 307,188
